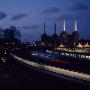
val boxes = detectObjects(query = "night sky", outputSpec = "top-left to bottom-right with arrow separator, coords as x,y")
0,0 -> 90,43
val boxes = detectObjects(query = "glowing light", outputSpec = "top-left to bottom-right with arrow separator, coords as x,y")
84,43 -> 90,48
34,44 -> 36,46
46,50 -> 49,52
76,43 -> 83,48
63,19 -> 66,31
41,42 -> 44,45
74,20 -> 78,31
5,53 -> 7,54
2,57 -> 6,63
12,42 -> 14,44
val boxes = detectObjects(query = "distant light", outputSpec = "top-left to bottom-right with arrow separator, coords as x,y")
46,50 -> 49,52
13,42 -> 14,44
41,42 -> 44,45
5,53 -> 7,54
34,44 -> 36,46
32,53 -> 38,56
49,51 -> 52,53
77,43 -> 83,48
2,57 -> 6,63
30,44 -> 33,46
5,51 -> 6,52
84,43 -> 90,48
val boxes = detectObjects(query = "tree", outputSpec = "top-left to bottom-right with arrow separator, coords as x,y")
1,25 -> 21,46
0,28 -> 3,38
3,25 -> 21,39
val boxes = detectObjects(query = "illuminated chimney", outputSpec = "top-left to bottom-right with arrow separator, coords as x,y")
63,18 -> 66,31
74,19 -> 78,31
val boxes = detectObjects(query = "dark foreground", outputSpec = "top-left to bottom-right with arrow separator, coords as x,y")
0,59 -> 90,90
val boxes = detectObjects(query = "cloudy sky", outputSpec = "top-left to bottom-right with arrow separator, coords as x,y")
0,0 -> 90,43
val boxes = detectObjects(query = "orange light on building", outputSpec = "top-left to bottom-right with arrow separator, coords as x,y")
76,43 -> 83,48
84,43 -> 90,48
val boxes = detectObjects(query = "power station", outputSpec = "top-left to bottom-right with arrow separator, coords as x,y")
36,19 -> 79,48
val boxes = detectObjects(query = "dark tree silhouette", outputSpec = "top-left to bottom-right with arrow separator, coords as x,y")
3,25 -> 21,39
0,25 -> 21,46
0,28 -> 3,38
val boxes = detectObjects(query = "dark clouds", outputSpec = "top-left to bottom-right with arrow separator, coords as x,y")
0,12 -> 7,20
18,25 -> 41,30
69,2 -> 89,11
43,7 -> 60,15
42,7 -> 60,21
11,13 -> 28,20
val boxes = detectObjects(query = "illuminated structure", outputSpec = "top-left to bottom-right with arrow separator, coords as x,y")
76,43 -> 90,48
60,19 -> 68,45
84,43 -> 90,48
40,19 -> 80,47
76,43 -> 83,48
41,23 -> 60,46
72,20 -> 79,46
50,24 -> 59,46
41,23 -> 49,45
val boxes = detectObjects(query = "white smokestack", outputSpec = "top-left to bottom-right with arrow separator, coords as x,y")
64,19 -> 66,31
74,20 -> 78,31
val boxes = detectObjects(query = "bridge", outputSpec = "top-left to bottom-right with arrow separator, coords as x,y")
10,53 -> 90,85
